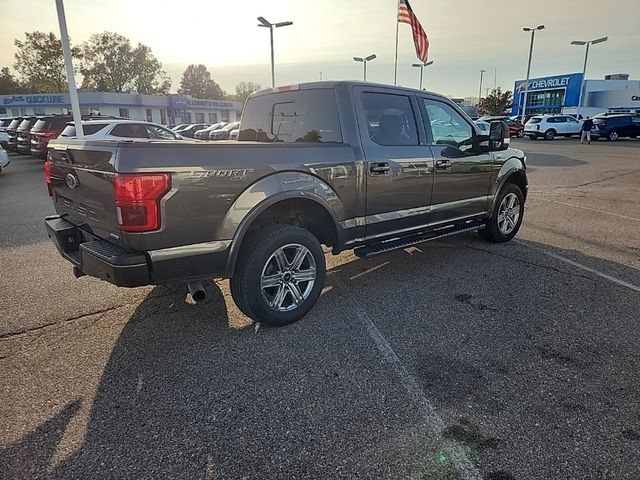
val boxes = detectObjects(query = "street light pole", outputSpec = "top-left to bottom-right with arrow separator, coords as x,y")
353,54 -> 377,81
521,24 -> 545,123
411,60 -> 434,90
478,69 -> 486,105
258,17 -> 293,88
571,36 -> 608,118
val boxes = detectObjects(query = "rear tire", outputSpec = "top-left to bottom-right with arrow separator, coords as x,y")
544,129 -> 556,140
230,224 -> 326,326
479,184 -> 524,243
528,134 -> 536,140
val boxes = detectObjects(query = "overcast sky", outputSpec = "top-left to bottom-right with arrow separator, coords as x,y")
1,0 -> 638,97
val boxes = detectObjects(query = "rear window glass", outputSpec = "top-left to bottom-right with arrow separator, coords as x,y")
528,118 -> 542,124
32,117 -> 71,132
0,119 -> 13,128
18,119 -> 33,130
8,119 -> 22,129
60,124 -> 109,136
239,89 -> 342,143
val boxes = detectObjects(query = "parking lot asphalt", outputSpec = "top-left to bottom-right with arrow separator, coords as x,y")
1,138 -> 639,480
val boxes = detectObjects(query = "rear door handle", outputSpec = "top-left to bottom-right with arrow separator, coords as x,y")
435,159 -> 451,170
370,162 -> 390,174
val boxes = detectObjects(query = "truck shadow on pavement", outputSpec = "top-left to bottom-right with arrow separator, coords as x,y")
3,236 -> 640,479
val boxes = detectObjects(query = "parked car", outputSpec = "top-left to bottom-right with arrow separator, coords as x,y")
30,114 -> 120,158
480,116 -> 525,137
45,80 -> 526,327
171,123 -> 189,132
0,130 -> 8,148
194,122 -> 227,140
0,117 -> 14,133
16,117 -> 38,154
209,121 -> 240,140
59,120 -> 184,141
524,114 -> 589,140
229,127 -> 240,140
592,114 -> 640,141
0,144 -> 9,174
5,117 -> 24,151
176,124 -> 209,138
474,120 -> 490,135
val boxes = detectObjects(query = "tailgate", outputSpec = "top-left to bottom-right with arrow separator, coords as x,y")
48,145 -> 121,242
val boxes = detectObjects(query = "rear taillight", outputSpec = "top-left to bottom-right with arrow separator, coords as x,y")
44,160 -> 53,199
536,125 -> 540,130
39,131 -> 58,138
114,173 -> 171,232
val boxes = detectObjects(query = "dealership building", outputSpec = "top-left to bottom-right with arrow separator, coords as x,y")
0,91 -> 243,125
512,73 -> 640,117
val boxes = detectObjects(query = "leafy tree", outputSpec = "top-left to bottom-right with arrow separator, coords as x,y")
131,44 -> 171,94
479,87 -> 513,116
80,32 -> 170,94
0,67 -> 24,94
234,81 -> 262,104
13,32 -> 78,92
178,64 -> 224,99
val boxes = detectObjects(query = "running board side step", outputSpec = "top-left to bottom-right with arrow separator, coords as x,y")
354,220 -> 485,258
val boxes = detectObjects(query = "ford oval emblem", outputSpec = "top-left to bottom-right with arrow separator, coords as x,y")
65,173 -> 79,189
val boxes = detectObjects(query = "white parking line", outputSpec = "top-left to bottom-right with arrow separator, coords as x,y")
518,241 -> 640,293
336,279 -> 483,480
541,199 -> 640,222
349,261 -> 389,280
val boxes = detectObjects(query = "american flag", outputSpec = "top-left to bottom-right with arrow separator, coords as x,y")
398,0 -> 429,63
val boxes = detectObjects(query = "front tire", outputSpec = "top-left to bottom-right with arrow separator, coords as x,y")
517,129 -> 524,138
230,224 -> 326,326
479,184 -> 524,243
608,130 -> 620,141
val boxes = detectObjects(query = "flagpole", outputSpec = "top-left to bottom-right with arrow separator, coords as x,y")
394,0 -> 400,85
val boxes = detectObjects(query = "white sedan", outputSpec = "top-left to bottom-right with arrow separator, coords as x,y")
0,144 -> 9,174
58,120 -> 184,141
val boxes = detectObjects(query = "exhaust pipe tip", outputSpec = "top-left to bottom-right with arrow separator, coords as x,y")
187,281 -> 206,303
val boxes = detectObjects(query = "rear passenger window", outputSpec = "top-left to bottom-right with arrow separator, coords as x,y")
239,89 -> 342,143
362,92 -> 418,146
111,124 -> 149,138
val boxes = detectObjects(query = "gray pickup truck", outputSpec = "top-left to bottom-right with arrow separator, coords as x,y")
45,81 -> 527,326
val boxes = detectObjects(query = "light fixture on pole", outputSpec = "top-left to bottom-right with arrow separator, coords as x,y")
520,24 -> 545,123
571,36 -> 607,118
257,16 -> 293,88
478,69 -> 486,106
411,60 -> 434,90
353,54 -> 377,81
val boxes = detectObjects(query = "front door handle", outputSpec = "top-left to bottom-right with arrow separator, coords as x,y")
435,159 -> 451,170
370,162 -> 390,174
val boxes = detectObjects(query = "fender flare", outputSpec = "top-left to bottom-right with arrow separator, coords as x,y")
222,172 -> 345,275
490,160 -> 528,212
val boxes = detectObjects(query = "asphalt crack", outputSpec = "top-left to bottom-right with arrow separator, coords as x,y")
463,243 -> 595,284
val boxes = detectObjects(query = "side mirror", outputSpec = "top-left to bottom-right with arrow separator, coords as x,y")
489,120 -> 510,151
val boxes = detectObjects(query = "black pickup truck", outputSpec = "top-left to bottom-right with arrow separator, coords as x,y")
45,81 -> 527,326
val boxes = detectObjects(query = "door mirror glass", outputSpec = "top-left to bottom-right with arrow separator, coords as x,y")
489,120 -> 509,151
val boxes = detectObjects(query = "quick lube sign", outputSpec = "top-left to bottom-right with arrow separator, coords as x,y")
1,94 -> 66,105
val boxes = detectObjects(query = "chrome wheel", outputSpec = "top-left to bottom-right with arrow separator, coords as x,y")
497,193 -> 521,235
260,243 -> 317,312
